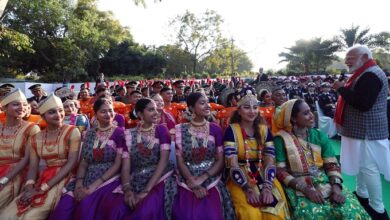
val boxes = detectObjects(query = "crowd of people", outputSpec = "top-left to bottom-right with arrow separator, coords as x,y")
0,44 -> 389,220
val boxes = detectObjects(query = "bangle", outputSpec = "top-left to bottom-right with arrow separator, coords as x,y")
295,182 -> 307,192
0,177 -> 9,185
25,179 -> 36,186
40,183 -> 50,192
141,189 -> 150,194
122,183 -> 132,192
242,184 -> 251,192
191,185 -> 201,190
262,182 -> 273,191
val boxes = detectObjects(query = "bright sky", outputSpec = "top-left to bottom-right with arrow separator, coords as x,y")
97,0 -> 390,71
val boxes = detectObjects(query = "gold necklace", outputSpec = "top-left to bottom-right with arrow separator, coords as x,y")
93,127 -> 115,149
44,127 -> 62,152
136,125 -> 157,155
98,124 -> 113,132
0,122 -> 22,145
190,119 -> 207,127
140,124 -> 154,132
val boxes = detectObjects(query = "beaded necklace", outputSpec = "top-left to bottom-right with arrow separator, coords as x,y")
189,119 -> 209,164
0,122 -> 22,146
136,124 -> 156,157
241,127 -> 263,185
291,130 -> 318,176
92,126 -> 115,161
44,127 -> 62,153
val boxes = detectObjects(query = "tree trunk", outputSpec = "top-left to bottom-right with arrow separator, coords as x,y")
192,58 -> 197,74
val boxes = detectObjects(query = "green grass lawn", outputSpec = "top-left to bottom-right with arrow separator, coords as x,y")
330,138 -> 390,211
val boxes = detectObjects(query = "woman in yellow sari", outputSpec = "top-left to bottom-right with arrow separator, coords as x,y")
223,87 -> 290,220
1,94 -> 81,220
0,89 -> 40,211
273,99 -> 369,219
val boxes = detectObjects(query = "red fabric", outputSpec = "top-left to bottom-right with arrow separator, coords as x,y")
17,166 -> 61,216
0,165 -> 11,177
334,59 -> 377,125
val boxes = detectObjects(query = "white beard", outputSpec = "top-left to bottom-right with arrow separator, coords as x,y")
348,58 -> 364,73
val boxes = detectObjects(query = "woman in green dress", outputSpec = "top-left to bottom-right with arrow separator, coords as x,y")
273,99 -> 370,220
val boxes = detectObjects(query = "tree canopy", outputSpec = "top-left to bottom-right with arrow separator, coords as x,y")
1,1 -> 389,80
279,38 -> 340,74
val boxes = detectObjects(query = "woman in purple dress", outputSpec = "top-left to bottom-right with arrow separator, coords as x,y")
151,93 -> 176,131
172,92 -> 235,220
104,98 -> 177,219
49,97 -> 125,220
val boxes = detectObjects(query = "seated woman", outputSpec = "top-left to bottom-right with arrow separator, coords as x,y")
273,99 -> 370,219
104,98 -> 176,219
172,92 -> 235,220
223,87 -> 289,220
0,89 -> 40,211
1,94 -> 81,220
151,93 -> 176,132
258,89 -> 273,108
62,99 -> 90,134
151,93 -> 177,165
90,92 -> 126,129
49,97 -> 124,220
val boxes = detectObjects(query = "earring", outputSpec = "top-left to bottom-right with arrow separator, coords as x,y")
292,123 -> 298,133
191,112 -> 196,120
139,117 -> 144,125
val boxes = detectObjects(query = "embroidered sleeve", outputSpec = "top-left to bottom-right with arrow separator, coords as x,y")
317,129 -> 343,181
174,124 -> 183,156
157,124 -> 171,151
212,123 -> 224,154
123,129 -> 132,159
223,126 -> 249,188
274,136 -> 295,186
263,142 -> 276,188
276,167 -> 295,186
323,158 -> 342,180
112,127 -> 126,155
114,113 -> 126,128
262,128 -> 276,189
68,127 -> 81,153
28,125 -> 41,137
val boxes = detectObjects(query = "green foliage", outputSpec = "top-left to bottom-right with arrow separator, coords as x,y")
336,25 -> 390,51
0,26 -> 35,76
157,44 -> 193,76
373,49 -> 390,71
200,38 -> 252,75
279,38 -> 340,74
169,10 -> 223,73
337,25 -> 371,49
0,0 -> 134,82
100,41 -> 166,78
371,32 -> 390,52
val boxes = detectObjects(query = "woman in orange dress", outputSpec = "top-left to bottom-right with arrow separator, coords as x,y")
1,94 -> 81,220
0,89 -> 40,211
